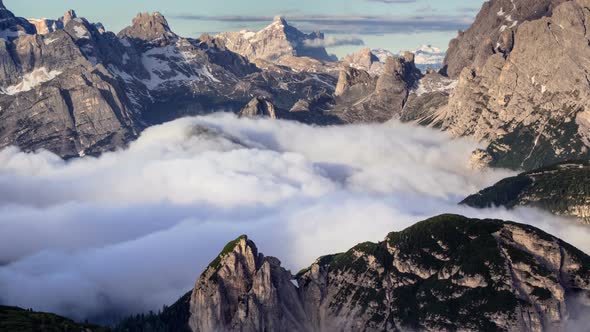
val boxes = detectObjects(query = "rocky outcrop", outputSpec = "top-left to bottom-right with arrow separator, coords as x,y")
186,215 -> 590,332
215,16 -> 337,63
118,12 -> 177,48
334,65 -> 373,97
331,52 -> 422,123
27,10 -> 77,35
429,0 -> 590,170
442,0 -> 566,78
189,236 -> 311,332
341,48 -> 384,76
239,97 -> 277,119
462,161 -> 590,223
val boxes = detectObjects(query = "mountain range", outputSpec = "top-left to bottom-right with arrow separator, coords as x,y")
3,0 -> 590,172
2,0 -> 590,331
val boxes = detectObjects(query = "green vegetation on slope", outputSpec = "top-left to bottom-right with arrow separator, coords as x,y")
0,306 -> 109,332
462,161 -> 590,223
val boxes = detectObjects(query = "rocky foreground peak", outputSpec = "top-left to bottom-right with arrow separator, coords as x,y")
189,235 -> 309,332
184,215 -> 590,332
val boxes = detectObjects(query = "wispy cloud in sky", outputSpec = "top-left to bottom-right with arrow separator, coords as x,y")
172,14 -> 473,35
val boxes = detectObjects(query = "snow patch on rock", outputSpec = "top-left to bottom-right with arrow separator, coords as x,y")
1,68 -> 62,95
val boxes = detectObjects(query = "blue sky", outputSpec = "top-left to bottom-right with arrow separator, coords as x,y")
6,0 -> 484,57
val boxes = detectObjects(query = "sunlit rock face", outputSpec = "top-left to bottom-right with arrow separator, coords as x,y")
430,0 -> 590,170
215,16 -> 337,63
188,215 -> 590,332
442,0 -> 567,79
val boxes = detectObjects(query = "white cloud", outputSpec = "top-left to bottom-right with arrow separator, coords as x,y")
0,113 -> 587,322
304,36 -> 365,48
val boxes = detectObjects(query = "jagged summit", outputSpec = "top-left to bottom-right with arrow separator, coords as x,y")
272,15 -> 287,25
28,9 -> 78,35
215,16 -> 337,62
179,214 -> 590,331
118,11 -> 177,46
342,48 -> 383,76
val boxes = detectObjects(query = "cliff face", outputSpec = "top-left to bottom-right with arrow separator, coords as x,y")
429,0 -> 590,170
187,215 -> 590,332
462,161 -> 590,223
442,0 -> 567,78
188,236 -> 311,332
0,16 -> 141,158
330,52 -> 423,123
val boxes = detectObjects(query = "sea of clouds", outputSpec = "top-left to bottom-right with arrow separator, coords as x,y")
0,113 -> 588,322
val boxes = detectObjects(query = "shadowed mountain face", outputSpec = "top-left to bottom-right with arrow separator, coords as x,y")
462,161 -> 590,224
116,215 -> 590,332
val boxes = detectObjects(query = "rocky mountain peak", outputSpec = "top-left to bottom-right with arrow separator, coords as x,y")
118,11 -> 177,46
183,215 -> 590,332
189,235 -> 309,332
342,48 -> 383,76
215,16 -> 336,63
28,9 -> 78,35
239,97 -> 278,119
272,15 -> 288,27
62,9 -> 77,26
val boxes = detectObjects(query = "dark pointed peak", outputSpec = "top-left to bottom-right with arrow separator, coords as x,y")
94,22 -> 105,34
0,1 -> 5,10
